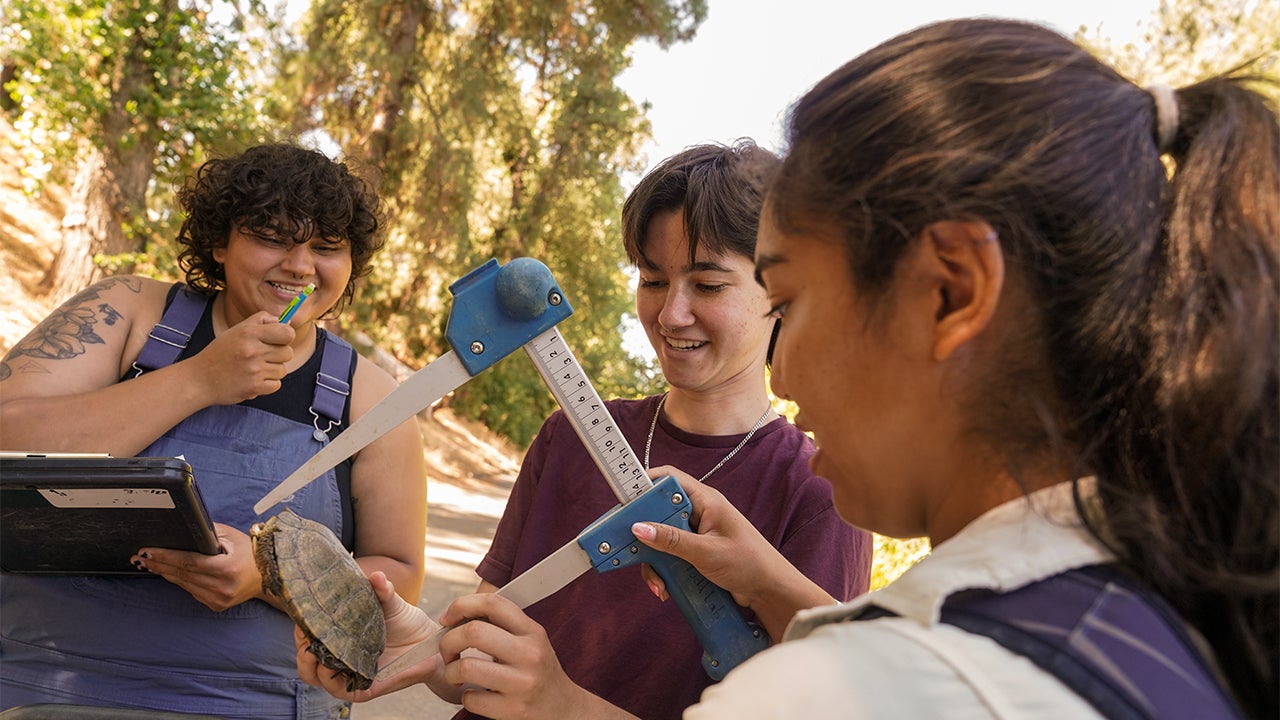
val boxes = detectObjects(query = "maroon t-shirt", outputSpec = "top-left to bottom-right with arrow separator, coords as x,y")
461,395 -> 873,720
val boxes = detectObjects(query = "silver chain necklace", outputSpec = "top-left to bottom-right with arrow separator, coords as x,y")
643,394 -> 774,482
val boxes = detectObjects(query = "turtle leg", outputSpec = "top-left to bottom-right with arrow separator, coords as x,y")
308,638 -> 371,692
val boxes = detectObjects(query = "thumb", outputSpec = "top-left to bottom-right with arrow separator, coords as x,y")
365,571 -> 409,623
368,571 -> 409,618
369,571 -> 395,601
631,521 -> 697,560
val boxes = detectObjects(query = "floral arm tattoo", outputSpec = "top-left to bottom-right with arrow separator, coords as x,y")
0,277 -> 143,381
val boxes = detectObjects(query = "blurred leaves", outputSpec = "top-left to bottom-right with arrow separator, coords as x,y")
1,0 -> 284,289
871,536 -> 931,591
1077,0 -> 1279,96
286,0 -> 697,442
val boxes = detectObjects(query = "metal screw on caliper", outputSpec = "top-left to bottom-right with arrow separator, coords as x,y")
470,341 -> 485,354
672,493 -> 691,520
598,540 -> 623,566
549,292 -> 562,306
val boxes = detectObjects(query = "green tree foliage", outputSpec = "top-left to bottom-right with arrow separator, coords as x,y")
284,1 -> 701,443
1,0 -> 281,299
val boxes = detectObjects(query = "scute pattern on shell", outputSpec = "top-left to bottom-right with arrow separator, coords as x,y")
251,509 -> 385,691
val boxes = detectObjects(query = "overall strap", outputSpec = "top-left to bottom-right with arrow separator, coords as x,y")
308,330 -> 354,442
937,565 -> 1242,720
131,284 -> 207,377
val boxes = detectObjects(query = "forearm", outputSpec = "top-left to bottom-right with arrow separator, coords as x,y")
348,411 -> 427,603
0,364 -> 213,455
356,555 -> 424,608
745,556 -> 837,641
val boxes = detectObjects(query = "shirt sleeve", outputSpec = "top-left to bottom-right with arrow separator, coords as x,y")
684,622 -> 907,720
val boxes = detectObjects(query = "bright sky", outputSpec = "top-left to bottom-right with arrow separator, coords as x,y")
612,0 -> 1159,360
616,0 -> 1159,178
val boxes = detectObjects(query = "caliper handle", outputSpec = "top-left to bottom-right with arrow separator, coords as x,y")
577,475 -> 770,680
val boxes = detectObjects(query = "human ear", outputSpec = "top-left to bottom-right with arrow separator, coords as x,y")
923,220 -> 1004,361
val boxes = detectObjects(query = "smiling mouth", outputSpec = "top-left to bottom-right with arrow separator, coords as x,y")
269,281 -> 312,296
664,337 -> 707,351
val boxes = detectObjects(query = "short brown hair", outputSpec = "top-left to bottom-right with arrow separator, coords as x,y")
622,140 -> 779,267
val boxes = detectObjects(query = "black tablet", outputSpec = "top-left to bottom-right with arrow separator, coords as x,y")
0,454 -> 221,574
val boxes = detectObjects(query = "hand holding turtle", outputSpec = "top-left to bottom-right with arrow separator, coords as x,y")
132,523 -> 266,613
297,571 -> 444,701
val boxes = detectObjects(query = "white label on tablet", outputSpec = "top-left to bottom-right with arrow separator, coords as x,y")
37,488 -> 176,509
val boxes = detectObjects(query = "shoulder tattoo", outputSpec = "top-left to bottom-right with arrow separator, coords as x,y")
0,276 -> 144,381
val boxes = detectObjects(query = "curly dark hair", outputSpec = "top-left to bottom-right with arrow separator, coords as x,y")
174,142 -> 384,314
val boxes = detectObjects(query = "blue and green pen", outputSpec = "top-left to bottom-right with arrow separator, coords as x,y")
278,283 -> 316,323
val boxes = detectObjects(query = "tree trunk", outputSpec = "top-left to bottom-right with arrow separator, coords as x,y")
40,0 -> 169,305
41,140 -> 154,304
0,63 -> 18,112
41,146 -> 124,302
365,1 -> 431,169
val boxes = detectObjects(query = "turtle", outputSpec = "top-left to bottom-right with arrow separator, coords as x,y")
251,508 -> 385,691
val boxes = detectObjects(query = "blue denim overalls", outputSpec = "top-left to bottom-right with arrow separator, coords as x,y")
1,285 -> 355,719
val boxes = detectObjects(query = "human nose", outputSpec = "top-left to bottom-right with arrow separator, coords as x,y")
279,243 -> 315,278
657,285 -> 694,331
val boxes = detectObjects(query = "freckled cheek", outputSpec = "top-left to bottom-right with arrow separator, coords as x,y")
636,298 -> 660,326
722,298 -> 772,335
725,315 -> 767,338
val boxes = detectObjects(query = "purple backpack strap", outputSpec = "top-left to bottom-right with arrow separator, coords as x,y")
131,284 -> 207,377
307,330 -> 354,442
937,565 -> 1242,720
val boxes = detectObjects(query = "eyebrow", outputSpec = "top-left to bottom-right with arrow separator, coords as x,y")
638,258 -> 736,274
754,253 -> 785,287
687,260 -> 733,273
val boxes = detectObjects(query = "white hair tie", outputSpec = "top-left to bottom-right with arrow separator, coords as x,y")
1146,84 -> 1179,153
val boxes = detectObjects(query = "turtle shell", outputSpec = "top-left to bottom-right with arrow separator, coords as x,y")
251,509 -> 385,691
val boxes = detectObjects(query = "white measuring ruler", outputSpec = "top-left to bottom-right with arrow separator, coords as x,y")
524,328 -> 650,503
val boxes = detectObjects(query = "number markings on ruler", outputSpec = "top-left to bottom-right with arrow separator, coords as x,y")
527,329 -> 648,503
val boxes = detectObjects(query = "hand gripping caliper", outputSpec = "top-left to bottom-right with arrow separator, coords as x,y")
255,257 -> 769,681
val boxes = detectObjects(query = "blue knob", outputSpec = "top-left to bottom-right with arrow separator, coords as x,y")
496,257 -> 559,320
